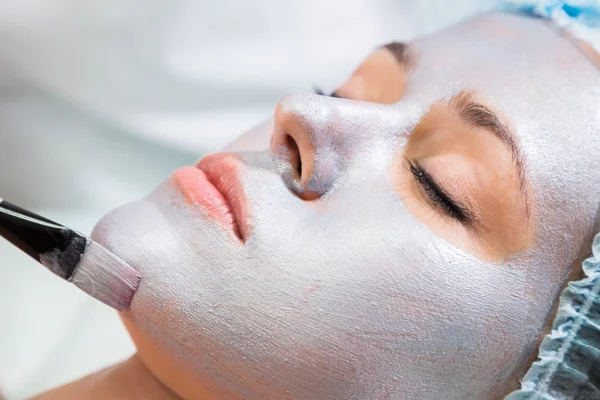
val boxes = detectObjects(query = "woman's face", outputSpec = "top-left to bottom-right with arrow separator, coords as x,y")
93,13 -> 600,400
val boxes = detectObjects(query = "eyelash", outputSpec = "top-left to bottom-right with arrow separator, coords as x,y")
405,158 -> 472,224
313,86 -> 341,98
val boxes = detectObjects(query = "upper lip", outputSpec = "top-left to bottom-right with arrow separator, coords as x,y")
196,153 -> 249,242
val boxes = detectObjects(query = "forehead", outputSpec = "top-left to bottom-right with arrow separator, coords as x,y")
406,13 -> 586,105
404,12 -> 600,267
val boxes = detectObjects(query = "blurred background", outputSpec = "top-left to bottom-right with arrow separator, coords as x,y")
0,0 -> 497,397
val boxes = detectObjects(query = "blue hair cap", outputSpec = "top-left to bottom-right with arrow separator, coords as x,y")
499,0 -> 600,54
506,233 -> 600,399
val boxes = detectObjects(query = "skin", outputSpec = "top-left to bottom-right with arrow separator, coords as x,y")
31,355 -> 179,400
37,12 -> 600,400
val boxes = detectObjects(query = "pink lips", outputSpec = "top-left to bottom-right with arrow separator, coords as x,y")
172,153 -> 249,241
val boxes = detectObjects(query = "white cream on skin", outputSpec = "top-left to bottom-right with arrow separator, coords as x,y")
93,13 -> 600,399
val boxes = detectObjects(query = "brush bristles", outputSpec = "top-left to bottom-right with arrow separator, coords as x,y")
69,240 -> 141,311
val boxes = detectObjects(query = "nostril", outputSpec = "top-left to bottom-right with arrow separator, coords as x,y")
285,134 -> 302,179
271,103 -> 322,201
279,133 -> 318,201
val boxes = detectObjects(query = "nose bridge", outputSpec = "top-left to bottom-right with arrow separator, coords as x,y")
278,93 -> 406,151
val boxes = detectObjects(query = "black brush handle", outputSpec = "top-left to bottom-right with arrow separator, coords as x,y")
0,199 -> 87,279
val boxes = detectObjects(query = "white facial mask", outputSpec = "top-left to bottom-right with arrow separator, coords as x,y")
92,13 -> 600,399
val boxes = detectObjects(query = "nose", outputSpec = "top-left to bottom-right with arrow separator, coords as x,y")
270,93 -> 349,200
270,93 -> 408,200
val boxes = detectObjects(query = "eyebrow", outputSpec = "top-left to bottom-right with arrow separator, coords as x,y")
450,91 -> 527,193
382,42 -> 413,68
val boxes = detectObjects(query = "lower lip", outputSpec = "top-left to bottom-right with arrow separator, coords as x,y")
172,166 -> 241,239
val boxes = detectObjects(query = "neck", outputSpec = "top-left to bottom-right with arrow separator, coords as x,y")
32,354 -> 181,400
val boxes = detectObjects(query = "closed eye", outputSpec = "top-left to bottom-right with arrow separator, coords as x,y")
405,158 -> 473,224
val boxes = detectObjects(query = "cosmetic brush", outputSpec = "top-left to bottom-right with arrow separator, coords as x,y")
0,198 -> 140,311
